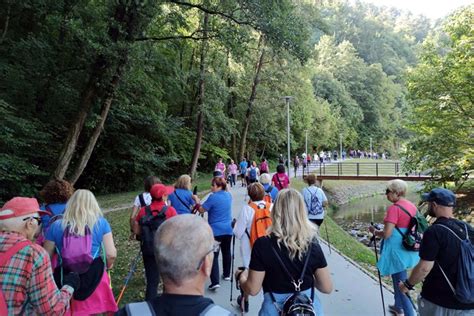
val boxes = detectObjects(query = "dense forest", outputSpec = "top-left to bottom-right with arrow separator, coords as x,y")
1,0 -> 472,201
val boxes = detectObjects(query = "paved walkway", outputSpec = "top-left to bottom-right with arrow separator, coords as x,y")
205,181 -> 394,315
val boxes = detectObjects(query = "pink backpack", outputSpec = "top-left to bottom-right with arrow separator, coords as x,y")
0,240 -> 31,314
60,226 -> 95,274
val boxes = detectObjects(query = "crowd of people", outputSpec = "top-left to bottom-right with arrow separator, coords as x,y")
0,157 -> 472,316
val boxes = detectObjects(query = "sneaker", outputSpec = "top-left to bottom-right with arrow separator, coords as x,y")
208,283 -> 220,291
237,295 -> 249,313
223,275 -> 231,281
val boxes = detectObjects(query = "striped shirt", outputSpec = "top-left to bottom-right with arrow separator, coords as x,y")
0,231 -> 73,315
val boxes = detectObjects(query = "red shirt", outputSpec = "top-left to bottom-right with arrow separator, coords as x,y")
384,199 -> 417,228
135,200 -> 177,222
272,173 -> 290,191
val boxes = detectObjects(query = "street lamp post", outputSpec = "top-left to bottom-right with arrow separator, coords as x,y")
370,137 -> 373,159
339,133 -> 342,161
284,96 -> 293,177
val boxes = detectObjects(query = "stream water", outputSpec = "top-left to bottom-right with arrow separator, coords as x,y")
329,192 -> 421,243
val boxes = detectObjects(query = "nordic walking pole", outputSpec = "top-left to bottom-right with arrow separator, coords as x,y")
116,249 -> 142,305
406,293 -> 418,314
230,233 -> 236,301
323,220 -> 332,254
371,222 -> 386,316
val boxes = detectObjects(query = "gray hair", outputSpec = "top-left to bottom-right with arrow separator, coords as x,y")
155,214 -> 214,285
0,213 -> 36,231
387,179 -> 408,196
259,173 -> 271,184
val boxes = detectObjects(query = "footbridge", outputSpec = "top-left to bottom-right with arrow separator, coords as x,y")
300,161 -> 433,181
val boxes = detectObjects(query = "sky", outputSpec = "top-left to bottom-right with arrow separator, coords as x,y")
360,0 -> 473,19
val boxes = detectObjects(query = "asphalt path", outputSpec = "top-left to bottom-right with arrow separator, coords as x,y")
205,180 -> 395,316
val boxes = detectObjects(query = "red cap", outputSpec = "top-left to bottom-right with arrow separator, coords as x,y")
150,184 -> 174,199
0,197 -> 50,220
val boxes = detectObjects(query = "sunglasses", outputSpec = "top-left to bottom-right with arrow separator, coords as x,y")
23,216 -> 42,225
385,189 -> 392,195
196,241 -> 221,270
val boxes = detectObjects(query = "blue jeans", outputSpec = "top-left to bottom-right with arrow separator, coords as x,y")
259,289 -> 323,316
392,270 -> 415,316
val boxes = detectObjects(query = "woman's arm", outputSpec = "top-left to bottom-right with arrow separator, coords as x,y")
43,240 -> 55,257
313,267 -> 333,294
103,232 -> 117,269
236,269 -> 265,296
369,222 -> 395,239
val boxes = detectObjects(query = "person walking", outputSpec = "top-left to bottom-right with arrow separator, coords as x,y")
129,176 -> 161,239
259,173 -> 278,203
302,174 -> 328,227
117,215 -> 232,315
399,188 -> 474,315
369,180 -> 420,316
235,188 -> 333,315
199,177 -> 233,290
0,197 -> 79,315
44,189 -> 118,315
132,184 -> 178,300
168,175 -> 200,215
239,158 -> 249,187
214,158 -> 226,178
227,160 -> 238,187
247,161 -> 260,184
259,158 -> 269,175
271,164 -> 290,191
233,183 -> 273,312
293,155 -> 300,177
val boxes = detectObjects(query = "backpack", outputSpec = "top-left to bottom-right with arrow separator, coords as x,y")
0,240 -> 31,315
263,186 -> 274,203
249,167 -> 257,181
260,161 -> 269,173
60,225 -> 96,274
124,301 -> 232,316
436,222 -> 474,304
139,205 -> 168,256
270,243 -> 315,316
394,204 -> 429,251
304,187 -> 323,216
246,202 -> 272,247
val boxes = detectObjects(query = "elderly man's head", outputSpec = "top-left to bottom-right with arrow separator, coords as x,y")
0,197 -> 48,240
155,214 -> 215,288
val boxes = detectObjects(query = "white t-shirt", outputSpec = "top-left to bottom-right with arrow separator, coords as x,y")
233,200 -> 272,267
133,192 -> 152,207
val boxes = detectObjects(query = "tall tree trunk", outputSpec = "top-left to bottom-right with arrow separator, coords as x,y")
189,12 -> 209,179
53,2 -> 141,180
68,56 -> 127,185
53,57 -> 107,179
238,38 -> 265,160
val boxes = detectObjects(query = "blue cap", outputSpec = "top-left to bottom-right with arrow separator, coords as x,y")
421,188 -> 456,207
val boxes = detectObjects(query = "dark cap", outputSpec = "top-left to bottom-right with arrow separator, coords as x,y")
421,188 -> 456,207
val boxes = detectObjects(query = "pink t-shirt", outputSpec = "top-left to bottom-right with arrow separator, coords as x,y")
384,199 -> 417,228
228,163 -> 238,175
215,162 -> 225,172
272,173 -> 289,191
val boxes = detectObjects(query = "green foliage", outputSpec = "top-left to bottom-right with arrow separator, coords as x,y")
403,5 -> 474,187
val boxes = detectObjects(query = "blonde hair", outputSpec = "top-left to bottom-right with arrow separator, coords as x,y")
62,189 -> 102,235
387,179 -> 407,196
269,188 -> 318,260
175,175 -> 192,190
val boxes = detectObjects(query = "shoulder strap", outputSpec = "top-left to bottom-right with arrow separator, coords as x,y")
0,240 -> 31,267
394,203 -> 414,218
145,205 -> 152,217
157,205 -> 169,216
125,301 -> 156,316
277,175 -> 283,188
174,191 -> 191,209
270,242 -> 312,290
199,303 -> 232,316
436,223 -> 465,241
139,194 -> 146,207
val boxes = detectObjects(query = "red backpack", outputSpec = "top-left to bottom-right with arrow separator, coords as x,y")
0,240 -> 31,314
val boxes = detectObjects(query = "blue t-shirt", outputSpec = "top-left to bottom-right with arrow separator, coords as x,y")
40,203 -> 67,229
239,161 -> 248,174
45,217 -> 112,258
262,184 -> 279,202
202,190 -> 233,236
168,188 -> 195,215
